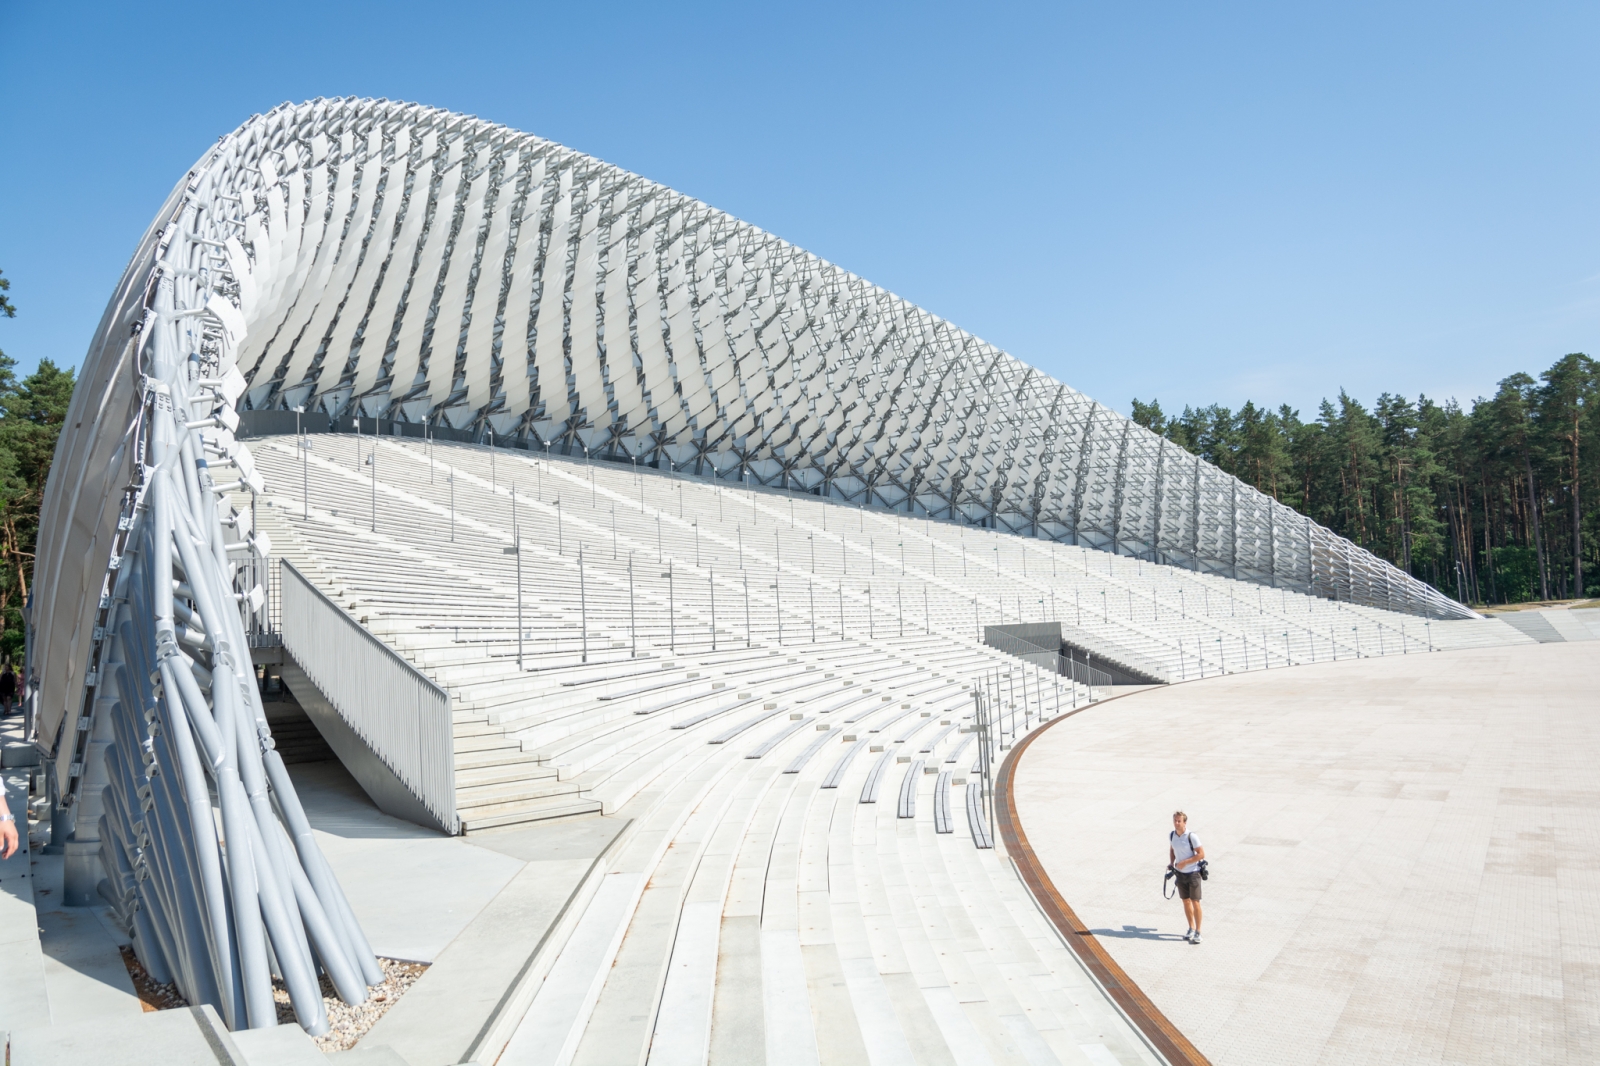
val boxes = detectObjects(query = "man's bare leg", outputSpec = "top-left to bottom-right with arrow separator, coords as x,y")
1181,897 -> 1197,932
1191,900 -> 1202,934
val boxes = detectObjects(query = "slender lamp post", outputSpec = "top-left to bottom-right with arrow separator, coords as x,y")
579,546 -> 588,663
665,563 -> 675,652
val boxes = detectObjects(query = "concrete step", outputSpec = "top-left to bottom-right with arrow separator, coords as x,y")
454,761 -> 560,788
457,776 -> 588,809
453,733 -> 527,755
458,796 -> 604,832
453,746 -> 544,772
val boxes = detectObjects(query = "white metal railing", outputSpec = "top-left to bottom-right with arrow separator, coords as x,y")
279,559 -> 458,833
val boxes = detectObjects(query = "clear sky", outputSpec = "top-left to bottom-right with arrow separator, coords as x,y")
2,2 -> 1596,420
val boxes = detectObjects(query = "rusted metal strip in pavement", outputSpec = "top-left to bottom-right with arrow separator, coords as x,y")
995,704 -> 1213,1066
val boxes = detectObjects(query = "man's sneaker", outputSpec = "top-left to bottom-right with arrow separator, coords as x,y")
1190,932 -> 1202,944
1182,929 -> 1194,942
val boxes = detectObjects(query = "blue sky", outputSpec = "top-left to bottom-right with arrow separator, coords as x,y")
2,2 -> 1596,420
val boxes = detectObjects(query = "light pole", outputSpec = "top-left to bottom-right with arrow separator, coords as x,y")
553,498 -> 563,555
293,405 -> 308,520
502,500 -> 523,669
665,563 -> 676,653
516,490 -> 526,666
298,429 -> 314,522
744,573 -> 751,648
710,568 -> 717,651
772,580 -> 782,645
449,472 -> 455,542
629,552 -> 637,658
578,546 -> 588,663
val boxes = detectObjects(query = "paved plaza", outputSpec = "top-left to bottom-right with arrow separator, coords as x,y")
1013,640 -> 1600,1066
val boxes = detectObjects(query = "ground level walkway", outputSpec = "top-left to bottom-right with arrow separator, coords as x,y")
1012,641 -> 1599,1066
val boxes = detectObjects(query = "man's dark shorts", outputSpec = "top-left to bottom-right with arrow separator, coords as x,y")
1175,871 -> 1202,901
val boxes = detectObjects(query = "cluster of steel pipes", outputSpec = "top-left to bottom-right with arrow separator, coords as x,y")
91,266 -> 380,1032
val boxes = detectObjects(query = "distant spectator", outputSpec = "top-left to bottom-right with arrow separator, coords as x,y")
1170,811 -> 1206,943
0,665 -> 16,717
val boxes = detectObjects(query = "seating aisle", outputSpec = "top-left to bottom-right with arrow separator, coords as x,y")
239,435 -> 1526,1064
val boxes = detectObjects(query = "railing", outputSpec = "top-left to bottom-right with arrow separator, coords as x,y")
239,546 -> 281,647
278,559 -> 458,833
1058,650 -> 1115,696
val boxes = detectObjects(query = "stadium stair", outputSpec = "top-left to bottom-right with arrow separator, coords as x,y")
234,435 -> 1534,1063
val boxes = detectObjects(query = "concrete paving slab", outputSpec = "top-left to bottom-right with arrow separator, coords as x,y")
358,815 -> 624,1066
288,761 -> 525,963
31,887 -> 143,1026
231,1022 -> 328,1065
1013,642 -> 1600,1066
0,769 -> 50,1034
1542,608 -> 1597,642
321,1045 -> 414,1065
8,1004 -> 246,1065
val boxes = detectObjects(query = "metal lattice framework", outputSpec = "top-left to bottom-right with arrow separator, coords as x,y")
216,98 -> 1465,618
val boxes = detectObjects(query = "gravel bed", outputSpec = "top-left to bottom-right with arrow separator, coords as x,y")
119,946 -> 189,1011
274,958 -> 429,1052
120,947 -> 427,1050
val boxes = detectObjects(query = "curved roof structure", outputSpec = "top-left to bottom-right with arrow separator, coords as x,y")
36,97 -> 1473,750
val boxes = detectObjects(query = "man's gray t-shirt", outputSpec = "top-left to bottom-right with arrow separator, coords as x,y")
1171,831 -> 1202,872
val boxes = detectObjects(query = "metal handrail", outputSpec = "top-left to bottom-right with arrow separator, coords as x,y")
278,559 -> 458,833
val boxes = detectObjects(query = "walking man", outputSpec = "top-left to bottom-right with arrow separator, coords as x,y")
1170,810 -> 1205,943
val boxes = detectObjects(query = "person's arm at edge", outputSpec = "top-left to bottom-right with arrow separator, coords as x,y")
0,786 -> 17,860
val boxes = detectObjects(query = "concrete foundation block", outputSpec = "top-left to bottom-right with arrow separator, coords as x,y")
62,838 -> 102,906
